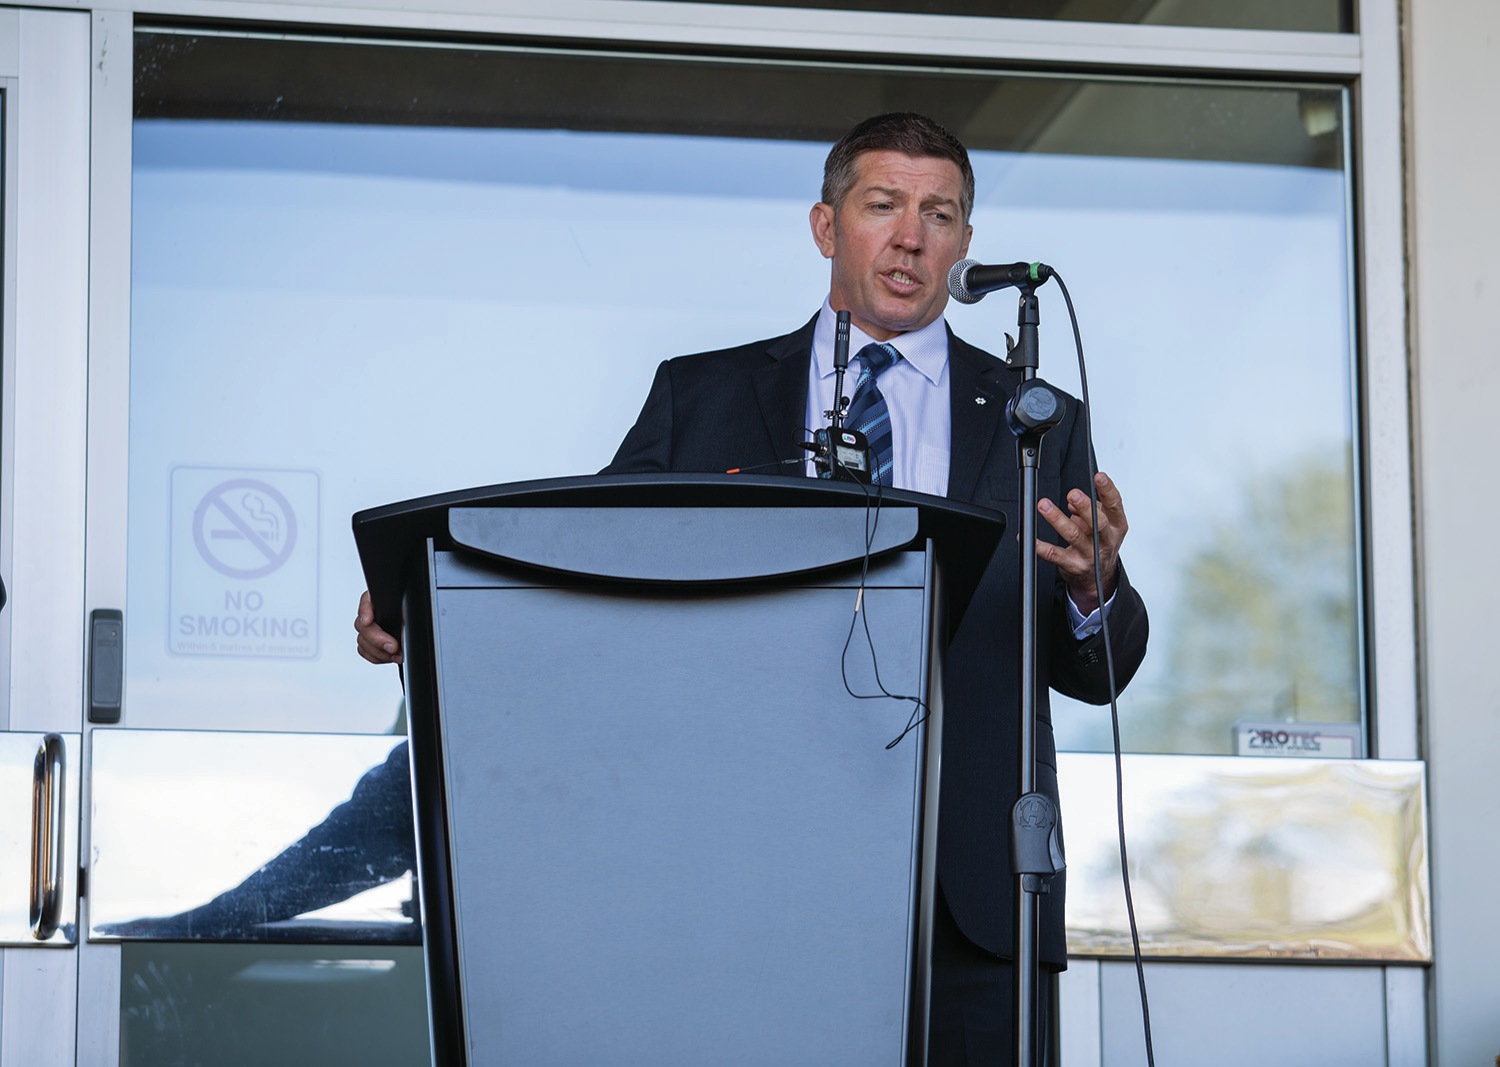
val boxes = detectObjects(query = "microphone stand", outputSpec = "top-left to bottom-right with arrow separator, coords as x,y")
1004,284 -> 1066,1067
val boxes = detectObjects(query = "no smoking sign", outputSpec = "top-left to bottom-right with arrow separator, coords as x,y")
193,477 -> 298,579
170,467 -> 320,658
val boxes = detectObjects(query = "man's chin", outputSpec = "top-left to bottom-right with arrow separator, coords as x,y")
867,304 -> 942,338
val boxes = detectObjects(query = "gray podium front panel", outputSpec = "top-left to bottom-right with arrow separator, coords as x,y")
430,548 -> 933,1065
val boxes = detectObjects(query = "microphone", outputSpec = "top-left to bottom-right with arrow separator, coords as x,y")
810,309 -> 872,483
947,258 -> 1054,304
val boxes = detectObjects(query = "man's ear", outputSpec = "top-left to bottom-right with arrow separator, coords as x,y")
960,224 -> 973,259
809,202 -> 836,259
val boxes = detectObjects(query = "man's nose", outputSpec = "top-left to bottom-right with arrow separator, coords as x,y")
893,207 -> 923,251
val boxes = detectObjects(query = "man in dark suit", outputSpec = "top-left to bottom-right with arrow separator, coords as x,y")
358,112 -> 1148,1063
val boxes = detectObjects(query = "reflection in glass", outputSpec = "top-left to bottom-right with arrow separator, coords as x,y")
1063,754 -> 1430,961
91,731 -> 415,942
130,34 -> 1358,753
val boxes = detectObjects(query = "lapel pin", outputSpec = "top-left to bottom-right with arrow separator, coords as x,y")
975,396 -> 988,406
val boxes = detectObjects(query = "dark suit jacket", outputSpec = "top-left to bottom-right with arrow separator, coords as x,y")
604,313 -> 1148,965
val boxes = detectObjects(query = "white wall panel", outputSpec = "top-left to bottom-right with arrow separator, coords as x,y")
1408,1 -> 1500,1064
1099,962 -> 1390,1066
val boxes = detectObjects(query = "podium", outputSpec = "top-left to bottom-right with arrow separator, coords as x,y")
354,474 -> 1003,1066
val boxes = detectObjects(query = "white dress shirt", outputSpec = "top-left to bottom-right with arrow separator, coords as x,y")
805,300 -> 952,496
802,298 -> 1111,637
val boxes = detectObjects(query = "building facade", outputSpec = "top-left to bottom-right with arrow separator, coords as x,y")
1,0 -> 1494,1062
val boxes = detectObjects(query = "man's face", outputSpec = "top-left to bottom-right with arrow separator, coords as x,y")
810,149 -> 973,342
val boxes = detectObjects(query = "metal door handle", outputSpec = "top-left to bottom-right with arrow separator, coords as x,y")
30,733 -> 65,940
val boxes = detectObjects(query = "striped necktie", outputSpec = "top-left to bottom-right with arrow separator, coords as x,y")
844,341 -> 901,486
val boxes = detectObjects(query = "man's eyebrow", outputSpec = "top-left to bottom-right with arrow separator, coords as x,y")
858,184 -> 961,209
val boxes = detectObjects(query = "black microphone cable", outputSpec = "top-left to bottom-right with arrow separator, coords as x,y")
1050,270 -> 1157,1067
811,429 -> 931,749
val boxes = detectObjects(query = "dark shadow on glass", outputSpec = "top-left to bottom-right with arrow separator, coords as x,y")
134,32 -> 1345,172
102,742 -> 418,943
120,942 -> 431,1067
617,0 -> 1351,33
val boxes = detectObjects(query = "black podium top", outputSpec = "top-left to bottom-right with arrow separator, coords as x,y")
353,473 -> 1004,639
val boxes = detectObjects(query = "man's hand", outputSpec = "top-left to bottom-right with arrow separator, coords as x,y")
355,590 -> 403,664
1035,471 -> 1128,616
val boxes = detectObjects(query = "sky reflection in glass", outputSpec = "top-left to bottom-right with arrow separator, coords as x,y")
129,120 -> 1355,752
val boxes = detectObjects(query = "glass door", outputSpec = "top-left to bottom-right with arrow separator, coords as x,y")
0,14 -> 428,1063
69,19 -> 433,1064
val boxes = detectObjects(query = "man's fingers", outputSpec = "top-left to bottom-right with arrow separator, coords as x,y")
1041,496 -> 1094,550
1035,531 -> 1089,574
1062,475 -> 1129,553
356,629 -> 403,665
1034,538 -> 1067,567
364,625 -> 399,656
1040,474 -> 1132,575
354,589 -> 403,663
1093,472 -> 1129,526
1062,489 -> 1099,534
1036,477 -> 1128,613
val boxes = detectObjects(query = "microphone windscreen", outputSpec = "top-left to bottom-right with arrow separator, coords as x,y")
947,258 -> 982,304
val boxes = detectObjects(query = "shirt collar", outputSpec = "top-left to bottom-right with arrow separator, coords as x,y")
812,299 -> 950,386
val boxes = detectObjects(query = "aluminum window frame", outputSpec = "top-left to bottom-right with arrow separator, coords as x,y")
74,0 -> 1417,1060
89,0 -> 1416,758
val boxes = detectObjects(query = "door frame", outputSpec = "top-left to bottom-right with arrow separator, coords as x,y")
0,8 -> 92,1067
79,10 -> 131,1056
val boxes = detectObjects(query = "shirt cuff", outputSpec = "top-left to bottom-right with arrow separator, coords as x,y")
1067,587 -> 1116,639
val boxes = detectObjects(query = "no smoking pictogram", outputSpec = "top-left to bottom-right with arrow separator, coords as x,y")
192,478 -> 299,579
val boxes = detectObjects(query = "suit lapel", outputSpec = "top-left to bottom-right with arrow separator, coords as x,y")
751,314 -> 818,466
740,316 -> 1013,490
946,328 -> 1014,502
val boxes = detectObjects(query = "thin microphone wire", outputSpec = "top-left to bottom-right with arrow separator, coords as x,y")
832,279 -> 1156,1056
822,441 -> 930,749
1051,271 -> 1156,1067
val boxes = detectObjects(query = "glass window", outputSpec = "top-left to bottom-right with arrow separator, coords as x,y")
121,943 -> 429,1065
130,31 -> 1359,754
598,0 -> 1353,33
